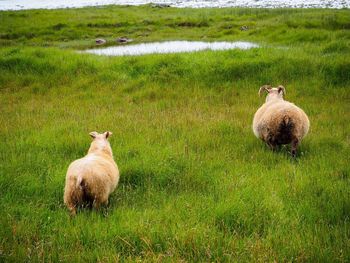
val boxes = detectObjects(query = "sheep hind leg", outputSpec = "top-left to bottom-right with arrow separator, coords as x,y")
92,197 -> 101,210
101,198 -> 110,217
64,186 -> 80,216
65,198 -> 77,216
291,138 -> 299,158
266,138 -> 277,152
68,204 -> 77,216
92,196 -> 108,211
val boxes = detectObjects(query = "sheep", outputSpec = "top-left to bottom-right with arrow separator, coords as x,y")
252,85 -> 310,157
64,131 -> 119,215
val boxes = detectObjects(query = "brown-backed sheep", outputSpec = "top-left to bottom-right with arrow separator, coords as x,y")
64,131 -> 119,215
252,85 -> 310,157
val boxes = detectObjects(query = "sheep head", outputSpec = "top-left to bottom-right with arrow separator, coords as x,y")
259,85 -> 286,102
88,131 -> 113,156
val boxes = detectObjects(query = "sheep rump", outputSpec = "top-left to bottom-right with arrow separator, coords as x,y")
253,86 -> 309,156
64,131 -> 119,215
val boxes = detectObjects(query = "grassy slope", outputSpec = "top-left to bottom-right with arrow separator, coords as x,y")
0,5 -> 350,262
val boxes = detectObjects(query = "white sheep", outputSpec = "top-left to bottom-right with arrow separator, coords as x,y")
252,85 -> 310,157
64,131 -> 119,215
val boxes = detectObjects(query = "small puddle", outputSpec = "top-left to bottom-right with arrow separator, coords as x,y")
82,41 -> 259,56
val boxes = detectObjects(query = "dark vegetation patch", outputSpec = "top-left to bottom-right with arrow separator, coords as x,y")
0,32 -> 36,40
322,42 -> 350,54
167,20 -> 210,28
86,21 -> 131,28
215,198 -> 273,237
51,23 -> 67,30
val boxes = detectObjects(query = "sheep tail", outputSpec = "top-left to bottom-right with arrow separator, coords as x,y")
75,175 -> 86,199
76,175 -> 83,189
75,175 -> 85,202
283,116 -> 293,129
75,176 -> 92,205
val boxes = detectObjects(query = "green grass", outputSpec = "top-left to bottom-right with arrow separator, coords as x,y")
0,5 -> 349,262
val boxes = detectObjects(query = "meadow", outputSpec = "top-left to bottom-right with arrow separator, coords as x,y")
0,5 -> 349,262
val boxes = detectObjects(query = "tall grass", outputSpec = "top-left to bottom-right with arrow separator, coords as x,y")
0,5 -> 349,262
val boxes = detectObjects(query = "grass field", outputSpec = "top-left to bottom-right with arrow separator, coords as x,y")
0,5 -> 350,262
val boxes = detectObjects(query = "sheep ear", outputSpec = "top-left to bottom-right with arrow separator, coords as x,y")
258,85 -> 271,96
89,131 -> 98,139
104,131 -> 112,139
278,85 -> 286,96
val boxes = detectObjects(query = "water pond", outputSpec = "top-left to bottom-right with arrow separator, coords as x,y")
83,41 -> 259,56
